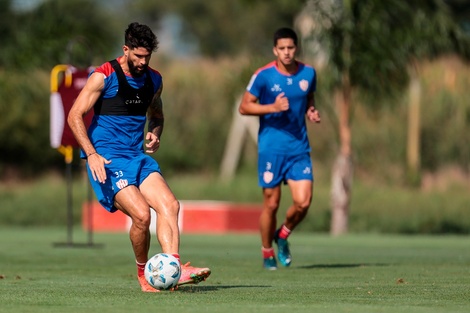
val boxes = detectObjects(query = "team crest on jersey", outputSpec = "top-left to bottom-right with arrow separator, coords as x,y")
299,79 -> 309,92
116,179 -> 129,190
263,171 -> 274,184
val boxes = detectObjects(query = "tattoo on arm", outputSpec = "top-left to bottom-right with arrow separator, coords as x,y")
147,96 -> 164,137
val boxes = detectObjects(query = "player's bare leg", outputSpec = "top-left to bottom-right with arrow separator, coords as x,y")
140,172 -> 180,254
284,180 -> 312,230
141,173 -> 211,286
275,179 -> 312,266
115,186 -> 157,292
260,186 -> 281,269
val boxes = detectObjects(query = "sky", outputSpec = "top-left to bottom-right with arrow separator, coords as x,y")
11,0 -> 43,11
12,0 -> 130,11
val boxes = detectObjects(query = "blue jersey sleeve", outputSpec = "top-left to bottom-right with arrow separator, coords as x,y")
247,73 -> 264,99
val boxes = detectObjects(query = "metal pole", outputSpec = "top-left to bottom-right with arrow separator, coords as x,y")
87,180 -> 93,246
66,160 -> 73,245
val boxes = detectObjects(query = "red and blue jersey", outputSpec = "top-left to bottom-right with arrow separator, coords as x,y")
246,61 -> 316,155
84,57 -> 162,157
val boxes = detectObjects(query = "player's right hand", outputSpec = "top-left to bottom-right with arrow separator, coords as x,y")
87,153 -> 111,184
274,92 -> 289,112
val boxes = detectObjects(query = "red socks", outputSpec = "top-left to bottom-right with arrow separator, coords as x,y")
172,254 -> 181,264
136,260 -> 146,277
278,225 -> 291,240
262,247 -> 275,259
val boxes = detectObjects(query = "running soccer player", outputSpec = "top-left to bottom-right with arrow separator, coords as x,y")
238,27 -> 321,270
68,22 -> 210,291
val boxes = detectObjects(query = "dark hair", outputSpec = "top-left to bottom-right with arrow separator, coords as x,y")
273,27 -> 298,47
124,22 -> 159,52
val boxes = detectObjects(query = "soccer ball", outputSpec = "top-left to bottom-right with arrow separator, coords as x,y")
144,253 -> 181,290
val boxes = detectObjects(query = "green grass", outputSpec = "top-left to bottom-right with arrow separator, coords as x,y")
1,227 -> 469,313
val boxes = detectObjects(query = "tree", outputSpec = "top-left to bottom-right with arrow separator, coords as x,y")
0,0 -> 120,177
300,0 -> 470,235
130,0 -> 306,57
0,0 -> 118,71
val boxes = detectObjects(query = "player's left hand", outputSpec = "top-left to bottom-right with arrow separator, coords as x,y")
145,132 -> 160,153
307,107 -> 321,123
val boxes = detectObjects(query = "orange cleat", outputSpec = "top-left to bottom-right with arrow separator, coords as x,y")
177,262 -> 211,286
137,275 -> 159,293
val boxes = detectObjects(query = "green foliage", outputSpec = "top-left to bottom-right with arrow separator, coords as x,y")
154,58 -> 244,174
1,0 -> 469,183
1,171 -> 470,235
0,70 -> 64,177
0,0 -> 118,71
0,1 -> 15,51
419,58 -> 470,171
304,0 -> 470,102
0,0 -> 119,177
131,0 -> 305,57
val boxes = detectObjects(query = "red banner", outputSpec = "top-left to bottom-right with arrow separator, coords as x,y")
50,65 -> 94,148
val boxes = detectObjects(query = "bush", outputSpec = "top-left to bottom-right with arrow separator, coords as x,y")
1,171 -> 469,235
1,56 -> 470,186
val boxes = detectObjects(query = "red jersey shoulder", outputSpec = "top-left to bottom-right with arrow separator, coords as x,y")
255,61 -> 276,75
94,59 -> 116,77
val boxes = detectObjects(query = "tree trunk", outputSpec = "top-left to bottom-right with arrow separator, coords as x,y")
406,66 -> 421,186
330,81 -> 353,236
330,0 -> 353,236
330,153 -> 353,236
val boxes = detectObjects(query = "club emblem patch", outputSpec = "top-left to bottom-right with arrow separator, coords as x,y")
299,79 -> 309,92
263,171 -> 274,184
116,179 -> 129,190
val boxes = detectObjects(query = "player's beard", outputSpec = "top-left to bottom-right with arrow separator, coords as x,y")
127,60 -> 147,77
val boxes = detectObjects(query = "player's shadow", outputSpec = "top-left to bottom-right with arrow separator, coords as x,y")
297,263 -> 389,269
178,285 -> 270,293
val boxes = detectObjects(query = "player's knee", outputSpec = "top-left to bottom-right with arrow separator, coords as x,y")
153,198 -> 180,219
293,198 -> 311,212
132,210 -> 152,230
167,199 -> 180,216
264,200 -> 280,214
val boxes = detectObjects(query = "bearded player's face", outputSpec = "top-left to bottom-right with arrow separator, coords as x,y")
126,47 -> 152,77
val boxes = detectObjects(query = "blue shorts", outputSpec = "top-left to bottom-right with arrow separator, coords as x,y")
87,153 -> 161,212
258,153 -> 313,188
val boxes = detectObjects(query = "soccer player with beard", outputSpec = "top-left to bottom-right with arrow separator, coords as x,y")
68,22 -> 210,292
239,27 -> 321,270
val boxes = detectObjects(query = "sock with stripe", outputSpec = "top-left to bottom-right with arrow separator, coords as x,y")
136,260 -> 146,277
278,225 -> 292,240
262,247 -> 275,259
172,253 -> 181,264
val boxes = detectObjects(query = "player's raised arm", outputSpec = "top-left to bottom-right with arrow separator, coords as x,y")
239,91 -> 289,116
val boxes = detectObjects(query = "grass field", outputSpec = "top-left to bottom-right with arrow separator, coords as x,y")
1,227 -> 469,313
